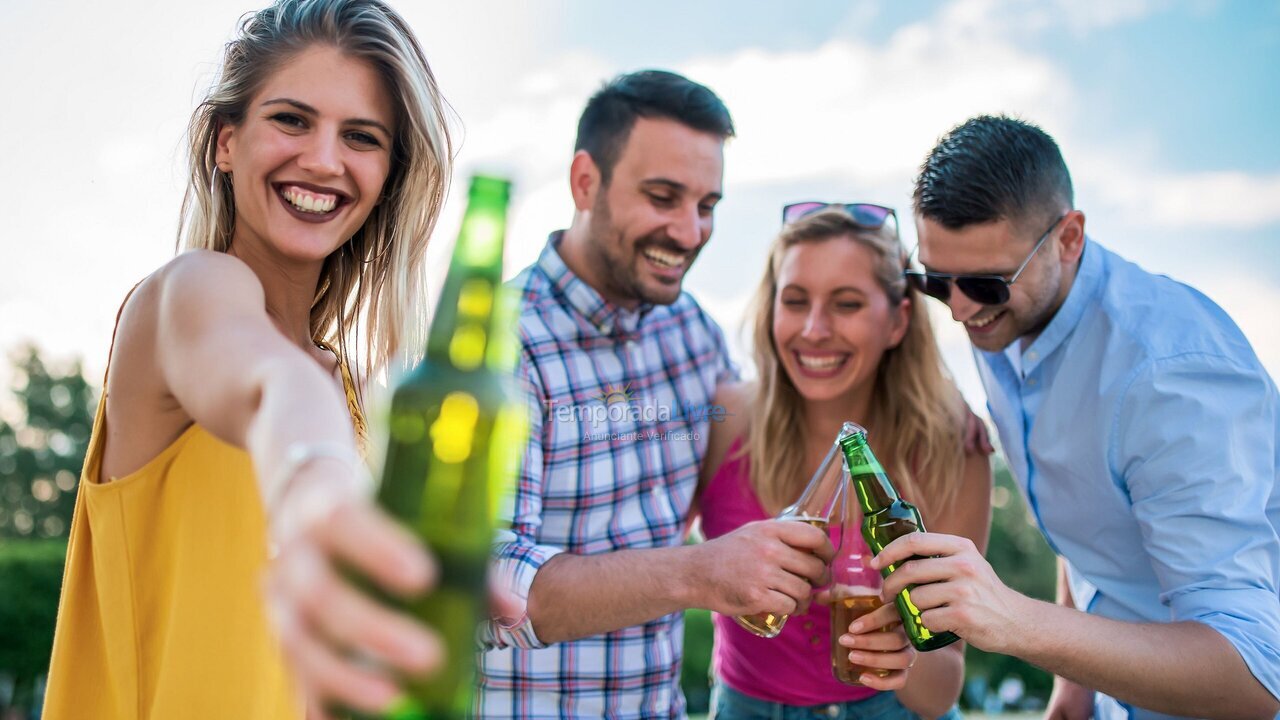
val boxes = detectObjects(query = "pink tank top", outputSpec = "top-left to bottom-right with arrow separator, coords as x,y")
699,439 -> 878,706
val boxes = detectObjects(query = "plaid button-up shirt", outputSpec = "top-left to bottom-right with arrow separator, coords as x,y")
477,234 -> 735,718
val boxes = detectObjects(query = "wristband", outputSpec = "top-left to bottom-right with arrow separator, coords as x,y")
266,441 -> 368,525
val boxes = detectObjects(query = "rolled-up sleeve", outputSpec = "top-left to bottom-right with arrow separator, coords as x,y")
481,348 -> 564,651
1116,353 -> 1280,701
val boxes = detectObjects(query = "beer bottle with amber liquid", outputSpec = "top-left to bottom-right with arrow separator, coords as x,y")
839,423 -> 959,651
360,175 -> 527,719
734,424 -> 852,639
829,449 -> 889,685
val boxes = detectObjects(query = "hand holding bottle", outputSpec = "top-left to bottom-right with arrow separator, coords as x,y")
867,531 -> 1032,654
829,449 -> 916,690
266,460 -> 443,716
694,518 -> 833,622
734,437 -> 847,637
833,606 -> 916,691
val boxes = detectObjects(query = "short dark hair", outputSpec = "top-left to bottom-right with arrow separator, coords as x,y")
575,70 -> 735,183
913,115 -> 1073,231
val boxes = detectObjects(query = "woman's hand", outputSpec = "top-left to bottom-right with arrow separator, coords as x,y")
835,600 -> 917,691
1046,675 -> 1095,720
265,460 -> 442,717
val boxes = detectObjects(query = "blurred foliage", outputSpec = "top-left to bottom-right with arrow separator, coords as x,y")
961,460 -> 1057,709
0,345 -> 94,716
680,458 -> 1059,713
0,539 -> 65,714
0,345 -> 96,540
681,609 -> 714,713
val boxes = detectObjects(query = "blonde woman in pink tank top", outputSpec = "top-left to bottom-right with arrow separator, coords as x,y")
43,3 -> 457,717
696,204 -> 993,719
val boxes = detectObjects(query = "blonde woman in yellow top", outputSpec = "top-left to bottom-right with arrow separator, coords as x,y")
43,1 -> 454,717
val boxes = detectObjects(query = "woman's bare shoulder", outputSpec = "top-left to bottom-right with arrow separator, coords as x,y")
156,250 -> 262,300
711,380 -> 754,440
110,251 -> 262,365
713,380 -> 754,416
703,380 -> 755,472
100,251 -> 270,478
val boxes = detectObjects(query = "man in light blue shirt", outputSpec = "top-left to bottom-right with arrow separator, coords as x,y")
854,115 -> 1280,720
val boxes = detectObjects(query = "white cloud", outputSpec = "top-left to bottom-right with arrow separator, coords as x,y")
1,0 -> 1274,401
1077,158 -> 1280,230
1194,272 -> 1280,376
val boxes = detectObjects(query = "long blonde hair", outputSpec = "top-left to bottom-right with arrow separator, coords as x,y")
178,0 -> 453,378
746,209 -> 966,515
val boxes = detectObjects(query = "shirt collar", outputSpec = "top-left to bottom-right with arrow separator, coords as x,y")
1015,236 -> 1103,373
537,231 -> 653,337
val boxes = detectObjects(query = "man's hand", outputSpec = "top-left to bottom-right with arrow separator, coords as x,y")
834,600 -> 917,691
1046,676 -> 1095,720
690,519 -> 833,617
871,531 -> 1030,654
964,407 -> 994,455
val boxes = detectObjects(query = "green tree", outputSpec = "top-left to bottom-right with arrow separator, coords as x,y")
0,345 -> 96,540
0,345 -> 95,717
0,539 -> 66,713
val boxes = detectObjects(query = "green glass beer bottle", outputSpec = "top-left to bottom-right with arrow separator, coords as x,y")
838,422 -> 959,652
365,175 -> 527,719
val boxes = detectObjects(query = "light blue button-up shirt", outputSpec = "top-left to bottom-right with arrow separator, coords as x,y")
976,239 -> 1280,720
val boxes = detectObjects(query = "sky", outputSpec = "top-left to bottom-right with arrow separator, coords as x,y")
1,0 -> 1278,416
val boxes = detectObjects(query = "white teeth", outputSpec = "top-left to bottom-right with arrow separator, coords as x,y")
797,353 -> 846,370
966,312 -> 1001,329
282,186 -> 339,214
643,248 -> 683,268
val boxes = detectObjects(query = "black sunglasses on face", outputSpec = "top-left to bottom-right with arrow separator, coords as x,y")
782,202 -> 898,235
904,214 -> 1067,306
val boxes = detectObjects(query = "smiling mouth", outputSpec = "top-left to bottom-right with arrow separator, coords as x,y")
642,247 -> 686,270
793,351 -> 850,375
965,310 -> 1005,331
275,183 -> 348,217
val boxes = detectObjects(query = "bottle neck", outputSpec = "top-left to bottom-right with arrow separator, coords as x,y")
786,441 -> 844,521
841,435 -> 899,514
424,179 -> 510,366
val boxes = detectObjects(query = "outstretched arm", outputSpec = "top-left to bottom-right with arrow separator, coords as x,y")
138,252 -> 438,714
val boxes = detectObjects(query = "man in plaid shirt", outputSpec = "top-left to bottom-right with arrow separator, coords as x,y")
476,71 -> 833,718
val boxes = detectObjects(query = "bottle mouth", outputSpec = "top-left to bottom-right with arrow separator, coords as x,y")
838,421 -> 866,437
837,421 -> 868,449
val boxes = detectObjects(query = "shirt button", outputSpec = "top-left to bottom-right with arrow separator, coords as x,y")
1026,350 -> 1039,362
810,635 -> 822,646
1027,378 -> 1038,387
803,620 -> 814,630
